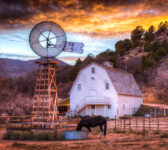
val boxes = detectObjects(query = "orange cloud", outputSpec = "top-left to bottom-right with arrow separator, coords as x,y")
0,0 -> 168,39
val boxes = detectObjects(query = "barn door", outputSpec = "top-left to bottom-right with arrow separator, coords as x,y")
91,105 -> 95,115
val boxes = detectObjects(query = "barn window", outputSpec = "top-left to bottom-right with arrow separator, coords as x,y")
105,82 -> 109,89
91,105 -> 95,109
91,67 -> 95,73
123,104 -> 125,110
108,105 -> 111,109
77,84 -> 81,90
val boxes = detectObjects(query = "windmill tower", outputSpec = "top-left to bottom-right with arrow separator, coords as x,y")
29,21 -> 84,127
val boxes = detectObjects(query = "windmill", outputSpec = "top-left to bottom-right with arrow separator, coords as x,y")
29,21 -> 84,127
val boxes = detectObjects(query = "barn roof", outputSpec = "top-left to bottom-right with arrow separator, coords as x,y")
95,63 -> 142,97
69,62 -> 142,97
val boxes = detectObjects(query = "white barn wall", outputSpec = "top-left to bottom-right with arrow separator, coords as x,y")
69,62 -> 143,119
70,64 -> 118,119
117,95 -> 143,116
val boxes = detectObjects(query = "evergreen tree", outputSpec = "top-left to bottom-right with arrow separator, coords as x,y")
69,58 -> 82,81
144,41 -> 152,52
157,21 -> 168,35
115,39 -> 132,55
131,26 -> 145,47
144,25 -> 155,41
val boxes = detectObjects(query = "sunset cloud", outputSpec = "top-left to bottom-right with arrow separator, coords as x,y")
0,0 -> 167,38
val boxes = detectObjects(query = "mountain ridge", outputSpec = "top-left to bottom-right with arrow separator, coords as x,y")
0,57 -> 68,78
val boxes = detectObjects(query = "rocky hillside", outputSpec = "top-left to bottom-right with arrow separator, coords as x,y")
105,21 -> 168,104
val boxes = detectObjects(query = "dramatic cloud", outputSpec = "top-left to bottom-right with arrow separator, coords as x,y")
0,0 -> 168,38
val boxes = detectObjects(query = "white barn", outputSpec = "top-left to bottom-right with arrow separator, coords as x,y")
69,62 -> 143,119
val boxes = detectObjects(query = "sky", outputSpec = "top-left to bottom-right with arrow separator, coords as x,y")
0,0 -> 168,64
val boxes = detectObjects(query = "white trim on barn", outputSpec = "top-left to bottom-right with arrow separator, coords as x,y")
69,62 -> 143,119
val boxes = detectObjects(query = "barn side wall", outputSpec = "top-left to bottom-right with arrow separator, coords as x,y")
117,95 -> 143,117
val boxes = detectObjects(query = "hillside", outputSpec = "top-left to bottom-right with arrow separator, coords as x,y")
68,21 -> 168,104
0,57 -> 68,78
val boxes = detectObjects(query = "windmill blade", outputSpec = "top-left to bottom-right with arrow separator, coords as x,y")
29,21 -> 66,58
63,42 -> 84,54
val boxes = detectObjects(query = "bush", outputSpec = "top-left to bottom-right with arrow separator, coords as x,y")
115,39 -> 132,55
160,132 -> 168,138
113,128 -> 123,133
151,40 -> 161,52
12,141 -> 26,147
22,131 -> 34,140
142,143 -> 149,148
142,55 -> 155,70
3,131 -> 64,141
3,131 -> 13,140
157,21 -> 168,35
156,47 -> 167,58
144,41 -> 152,52
35,132 -> 53,141
153,130 -> 160,135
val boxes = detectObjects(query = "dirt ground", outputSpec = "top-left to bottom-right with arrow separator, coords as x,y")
0,131 -> 168,150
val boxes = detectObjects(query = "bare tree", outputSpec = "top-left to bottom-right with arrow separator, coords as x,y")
3,102 -> 17,116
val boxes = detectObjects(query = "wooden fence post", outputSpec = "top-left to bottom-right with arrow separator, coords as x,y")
157,116 -> 159,132
129,116 -> 131,130
164,109 -> 166,117
155,109 -> 157,118
149,117 -> 151,130
143,117 -> 145,133
120,119 -> 121,129
123,119 -> 126,133
115,115 -> 116,129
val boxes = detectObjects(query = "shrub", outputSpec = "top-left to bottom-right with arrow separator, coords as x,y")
115,39 -> 132,55
35,132 -> 52,141
157,21 -> 168,35
142,55 -> 155,70
151,40 -> 161,52
153,130 -> 160,135
3,131 -> 13,140
134,67 -> 142,75
12,142 -> 26,147
144,41 -> 152,52
160,132 -> 168,138
156,47 -> 167,58
22,131 -> 34,140
113,128 -> 123,133
3,131 -> 64,141
142,143 -> 149,148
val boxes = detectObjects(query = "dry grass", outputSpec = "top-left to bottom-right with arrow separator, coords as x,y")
1,131 -> 168,150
